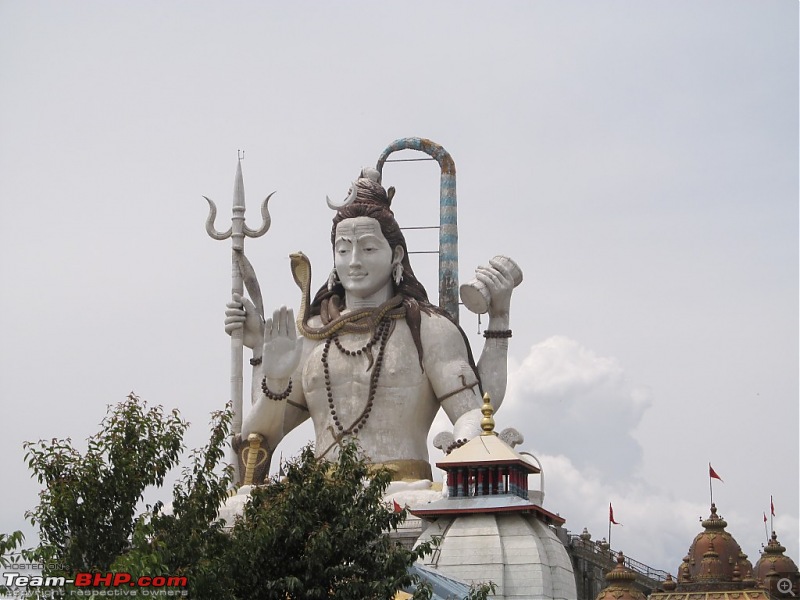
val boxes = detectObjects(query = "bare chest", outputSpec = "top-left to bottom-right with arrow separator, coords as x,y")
303,321 -> 427,389
301,321 -> 433,426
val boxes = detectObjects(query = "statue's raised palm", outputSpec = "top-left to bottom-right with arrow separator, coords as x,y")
262,306 -> 302,380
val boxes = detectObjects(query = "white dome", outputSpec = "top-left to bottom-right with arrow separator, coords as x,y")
414,512 -> 576,600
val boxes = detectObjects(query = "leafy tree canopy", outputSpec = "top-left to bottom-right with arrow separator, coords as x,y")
23,393 -> 187,574
11,394 -> 494,599
220,441 -> 434,600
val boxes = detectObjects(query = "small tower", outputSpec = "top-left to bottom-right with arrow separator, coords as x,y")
754,531 -> 799,597
595,552 -> 647,600
411,395 -> 576,600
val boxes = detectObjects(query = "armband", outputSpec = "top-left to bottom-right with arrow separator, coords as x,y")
483,329 -> 512,339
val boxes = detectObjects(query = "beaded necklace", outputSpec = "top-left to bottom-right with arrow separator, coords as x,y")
322,315 -> 394,436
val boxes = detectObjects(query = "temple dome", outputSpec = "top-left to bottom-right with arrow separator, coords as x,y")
683,504 -> 753,583
753,531 -> 799,596
649,503 -> 771,600
415,511 -> 575,600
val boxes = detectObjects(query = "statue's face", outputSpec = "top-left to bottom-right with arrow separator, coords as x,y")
334,216 -> 395,300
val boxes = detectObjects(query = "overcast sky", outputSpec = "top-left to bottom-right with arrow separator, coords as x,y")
1,0 -> 797,574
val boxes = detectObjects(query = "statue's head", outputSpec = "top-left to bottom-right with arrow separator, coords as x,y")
333,215 -> 399,303
317,168 -> 430,308
311,167 -> 476,374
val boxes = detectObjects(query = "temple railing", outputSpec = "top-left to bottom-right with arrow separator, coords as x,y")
568,535 -> 671,583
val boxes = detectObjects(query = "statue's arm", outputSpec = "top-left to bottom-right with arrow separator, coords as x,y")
477,315 -> 510,410
474,257 -> 517,411
242,353 -> 310,451
242,307 -> 310,450
421,315 -> 483,442
279,336 -> 313,435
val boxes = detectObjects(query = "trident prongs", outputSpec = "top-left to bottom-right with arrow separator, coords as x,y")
204,196 -> 232,240
204,157 -> 274,244
204,192 -> 275,240
243,192 -> 274,237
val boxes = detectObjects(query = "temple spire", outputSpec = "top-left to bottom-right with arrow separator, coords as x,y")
480,393 -> 496,436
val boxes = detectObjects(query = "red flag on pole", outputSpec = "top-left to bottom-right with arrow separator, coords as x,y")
770,496 -> 775,516
764,512 -> 768,523
393,500 -> 402,513
709,464 -> 723,482
609,503 -> 621,525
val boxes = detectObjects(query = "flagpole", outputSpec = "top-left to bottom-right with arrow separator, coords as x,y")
709,464 -> 713,506
608,502 -> 618,550
764,513 -> 769,542
770,495 -> 774,534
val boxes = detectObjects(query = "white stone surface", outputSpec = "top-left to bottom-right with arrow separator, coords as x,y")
217,484 -> 254,527
384,479 -> 443,509
415,512 -> 577,600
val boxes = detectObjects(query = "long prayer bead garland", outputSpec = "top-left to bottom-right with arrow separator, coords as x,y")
323,315 -> 394,435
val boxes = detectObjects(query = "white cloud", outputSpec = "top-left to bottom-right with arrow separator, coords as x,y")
501,336 -> 652,480
538,451 -> 722,571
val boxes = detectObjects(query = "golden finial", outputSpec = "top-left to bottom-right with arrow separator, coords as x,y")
480,393 -> 496,436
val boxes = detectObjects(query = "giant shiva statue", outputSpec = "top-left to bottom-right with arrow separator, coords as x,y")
225,166 -> 518,485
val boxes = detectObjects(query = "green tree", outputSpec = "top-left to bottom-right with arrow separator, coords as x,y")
120,424 -> 494,599
113,405 -> 235,597
0,530 -> 25,594
14,395 -> 493,599
23,393 -> 187,573
219,441 -> 435,600
0,530 -> 25,567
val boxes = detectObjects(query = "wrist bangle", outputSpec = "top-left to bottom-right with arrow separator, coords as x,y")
261,377 -> 292,401
483,329 -> 512,339
250,356 -> 263,366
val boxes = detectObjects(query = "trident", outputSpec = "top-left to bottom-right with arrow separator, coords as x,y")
204,151 -> 274,482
